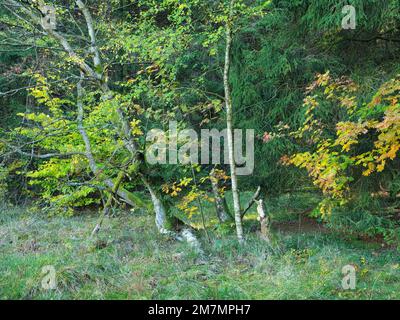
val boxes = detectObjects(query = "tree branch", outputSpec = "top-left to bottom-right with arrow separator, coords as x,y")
76,0 -> 102,72
3,0 -> 101,81
241,186 -> 261,218
4,144 -> 85,159
345,35 -> 400,43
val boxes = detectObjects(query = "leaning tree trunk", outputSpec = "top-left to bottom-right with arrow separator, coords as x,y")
224,0 -> 244,243
91,169 -> 125,236
8,0 -> 202,251
140,174 -> 203,254
75,5 -> 200,249
77,74 -> 138,208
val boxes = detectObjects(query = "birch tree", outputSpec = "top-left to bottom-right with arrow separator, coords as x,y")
224,0 -> 244,243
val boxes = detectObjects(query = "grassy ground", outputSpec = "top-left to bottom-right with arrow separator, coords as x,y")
1,194 -> 399,300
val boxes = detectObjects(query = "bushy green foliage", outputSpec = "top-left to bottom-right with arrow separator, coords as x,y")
284,72 -> 400,219
230,0 -> 400,193
0,0 -> 399,239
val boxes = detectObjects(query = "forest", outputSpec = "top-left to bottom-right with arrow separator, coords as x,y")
0,0 -> 399,300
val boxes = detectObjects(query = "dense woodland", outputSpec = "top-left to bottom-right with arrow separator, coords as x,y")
0,0 -> 400,299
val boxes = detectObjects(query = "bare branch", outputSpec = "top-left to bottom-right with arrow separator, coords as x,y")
241,186 -> 261,218
3,0 -> 101,81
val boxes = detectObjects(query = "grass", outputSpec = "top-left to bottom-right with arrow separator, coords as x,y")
0,193 -> 399,300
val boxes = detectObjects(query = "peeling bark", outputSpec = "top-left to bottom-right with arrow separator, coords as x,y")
141,175 -> 175,237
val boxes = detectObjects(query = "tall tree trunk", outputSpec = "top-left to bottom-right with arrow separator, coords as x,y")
224,0 -> 244,243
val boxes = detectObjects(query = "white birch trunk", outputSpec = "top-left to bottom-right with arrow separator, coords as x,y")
224,0 -> 244,243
